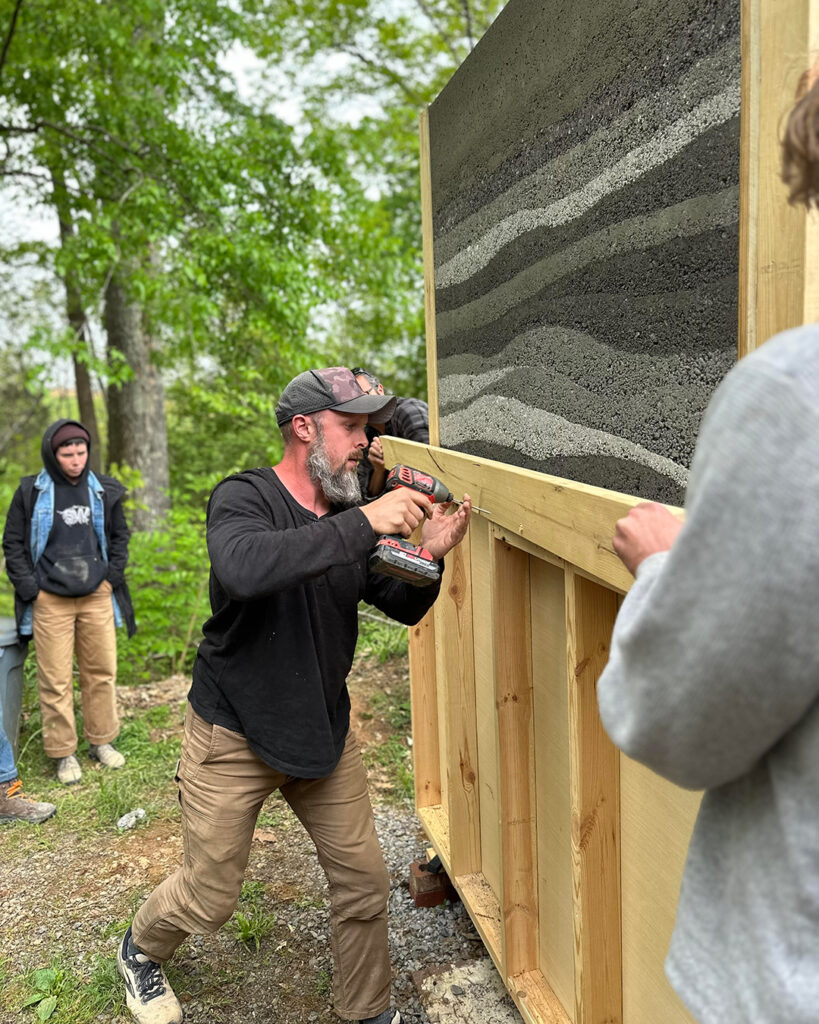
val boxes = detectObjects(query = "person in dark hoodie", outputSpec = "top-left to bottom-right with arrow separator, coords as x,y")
2,419 -> 135,786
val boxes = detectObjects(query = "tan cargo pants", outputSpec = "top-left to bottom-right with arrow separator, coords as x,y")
32,582 -> 119,757
132,705 -> 392,1021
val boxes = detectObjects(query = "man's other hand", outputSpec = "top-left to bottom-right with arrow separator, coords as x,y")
367,436 -> 385,469
421,496 -> 471,560
612,502 -> 683,577
360,487 -> 429,537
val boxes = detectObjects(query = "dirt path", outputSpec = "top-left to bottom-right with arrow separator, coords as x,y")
0,658 -> 487,1024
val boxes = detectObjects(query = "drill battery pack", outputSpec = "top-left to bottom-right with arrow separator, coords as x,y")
368,535 -> 440,587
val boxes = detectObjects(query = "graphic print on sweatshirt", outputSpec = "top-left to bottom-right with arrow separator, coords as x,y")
37,481 -> 106,596
56,504 -> 92,527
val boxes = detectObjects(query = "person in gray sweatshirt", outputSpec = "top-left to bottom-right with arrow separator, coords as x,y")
596,73 -> 819,1024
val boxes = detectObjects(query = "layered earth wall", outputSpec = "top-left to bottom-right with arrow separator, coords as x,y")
429,0 -> 741,504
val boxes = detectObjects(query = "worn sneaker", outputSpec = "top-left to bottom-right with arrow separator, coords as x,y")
359,1012 -> 401,1024
55,754 -> 82,785
89,743 -> 126,769
117,927 -> 182,1024
0,779 -> 57,825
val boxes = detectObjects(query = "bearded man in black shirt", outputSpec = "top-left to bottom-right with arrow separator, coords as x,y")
116,368 -> 471,1024
3,419 -> 135,786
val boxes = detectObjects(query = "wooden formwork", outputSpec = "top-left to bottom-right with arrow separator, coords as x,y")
387,1 -> 819,1021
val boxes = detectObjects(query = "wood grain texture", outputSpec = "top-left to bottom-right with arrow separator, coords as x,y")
620,757 -> 701,1024
408,610 -> 441,808
456,871 -> 505,973
753,0 -> 810,347
471,515 -> 502,900
493,535 -> 538,979
566,571 -> 622,1024
417,804 -> 451,871
419,106 -> 441,446
512,970 -> 574,1024
434,529 -> 481,876
530,557 -> 575,1019
381,438 -> 684,593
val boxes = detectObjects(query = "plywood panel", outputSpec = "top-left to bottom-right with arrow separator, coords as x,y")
530,558 -> 574,1020
471,514 -> 502,899
620,759 -> 701,1024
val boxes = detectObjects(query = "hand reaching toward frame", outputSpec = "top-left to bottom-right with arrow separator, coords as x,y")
420,495 -> 472,560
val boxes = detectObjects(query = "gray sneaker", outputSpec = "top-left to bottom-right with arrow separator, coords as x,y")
89,743 -> 126,769
55,754 -> 82,785
117,927 -> 182,1024
0,778 -> 57,825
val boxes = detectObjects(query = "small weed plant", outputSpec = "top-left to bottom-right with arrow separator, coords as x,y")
226,880 -> 277,952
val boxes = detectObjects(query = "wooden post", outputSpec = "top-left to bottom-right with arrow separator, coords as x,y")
419,106 -> 441,446
436,530 -> 481,876
739,0 -> 819,356
408,609 -> 441,808
566,570 -> 622,1024
493,535 -> 539,980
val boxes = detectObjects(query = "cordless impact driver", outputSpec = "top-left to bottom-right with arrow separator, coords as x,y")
368,464 -> 471,586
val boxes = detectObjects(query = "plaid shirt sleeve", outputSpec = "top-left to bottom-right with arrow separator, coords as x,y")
388,398 -> 429,443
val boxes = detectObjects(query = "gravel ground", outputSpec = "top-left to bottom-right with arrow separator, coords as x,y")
0,664 -> 501,1024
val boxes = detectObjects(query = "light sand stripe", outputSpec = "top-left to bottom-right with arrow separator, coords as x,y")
435,186 -> 739,338
434,84 -> 740,290
433,39 -> 741,266
437,323 -> 735,398
440,394 -> 690,489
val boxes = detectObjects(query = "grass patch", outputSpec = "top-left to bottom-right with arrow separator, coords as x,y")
6,955 -> 124,1024
225,880 -> 277,952
364,735 -> 414,802
356,610 -> 409,662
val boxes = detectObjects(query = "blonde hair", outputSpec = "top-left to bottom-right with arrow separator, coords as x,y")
782,75 -> 819,208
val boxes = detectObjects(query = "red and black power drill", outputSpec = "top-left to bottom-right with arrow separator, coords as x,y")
368,465 -> 463,587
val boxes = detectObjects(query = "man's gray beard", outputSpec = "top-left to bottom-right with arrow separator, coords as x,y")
305,424 -> 362,507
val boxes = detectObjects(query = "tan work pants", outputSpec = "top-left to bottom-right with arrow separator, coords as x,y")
32,582 -> 119,758
133,706 -> 392,1021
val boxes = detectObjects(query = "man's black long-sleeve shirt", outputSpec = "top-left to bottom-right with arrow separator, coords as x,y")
189,467 -> 441,778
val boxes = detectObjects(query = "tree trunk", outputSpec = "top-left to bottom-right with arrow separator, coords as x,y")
105,272 -> 170,530
51,167 -> 103,472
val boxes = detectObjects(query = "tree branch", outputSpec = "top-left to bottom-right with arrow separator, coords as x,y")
0,0 -> 25,83
340,45 -> 425,105
411,0 -> 460,62
461,0 -> 475,49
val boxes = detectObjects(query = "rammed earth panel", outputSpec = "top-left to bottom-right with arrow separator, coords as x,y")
428,0 -> 741,503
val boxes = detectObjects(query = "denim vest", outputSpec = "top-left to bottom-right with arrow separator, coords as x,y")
19,469 -> 123,635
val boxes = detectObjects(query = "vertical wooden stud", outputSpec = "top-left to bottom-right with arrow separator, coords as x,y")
493,536 -> 539,980
409,609 -> 441,809
740,0 -> 819,356
565,570 -> 622,1024
472,515 -> 502,900
436,528 -> 481,876
419,106 -> 441,446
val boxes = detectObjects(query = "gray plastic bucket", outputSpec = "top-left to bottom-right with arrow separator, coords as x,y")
0,617 -> 28,761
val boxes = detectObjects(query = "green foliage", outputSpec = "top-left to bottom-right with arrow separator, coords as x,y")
226,880 -> 277,952
119,505 -> 210,683
363,735 -> 414,802
357,609 -> 409,662
12,957 -> 122,1023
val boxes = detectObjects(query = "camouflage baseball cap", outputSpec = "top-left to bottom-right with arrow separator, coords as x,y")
275,367 -> 397,426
